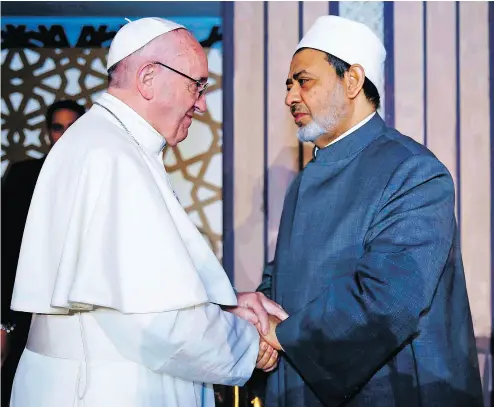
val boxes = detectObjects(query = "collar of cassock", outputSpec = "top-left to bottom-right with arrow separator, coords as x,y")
96,92 -> 167,155
311,113 -> 387,163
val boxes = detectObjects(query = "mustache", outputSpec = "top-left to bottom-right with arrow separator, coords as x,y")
290,105 -> 309,115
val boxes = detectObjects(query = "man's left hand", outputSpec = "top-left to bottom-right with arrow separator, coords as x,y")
256,340 -> 278,372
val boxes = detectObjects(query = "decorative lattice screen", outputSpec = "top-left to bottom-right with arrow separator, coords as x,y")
1,20 -> 223,257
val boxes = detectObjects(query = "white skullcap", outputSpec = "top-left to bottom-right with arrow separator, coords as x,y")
107,17 -> 185,71
296,15 -> 386,91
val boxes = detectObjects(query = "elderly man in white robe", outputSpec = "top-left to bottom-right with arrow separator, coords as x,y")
9,18 -> 287,407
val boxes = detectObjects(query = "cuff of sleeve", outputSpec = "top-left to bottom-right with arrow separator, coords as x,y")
276,318 -> 296,355
276,316 -> 351,405
226,321 -> 260,386
274,324 -> 285,352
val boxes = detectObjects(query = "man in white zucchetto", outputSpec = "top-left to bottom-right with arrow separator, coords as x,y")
9,17 -> 287,407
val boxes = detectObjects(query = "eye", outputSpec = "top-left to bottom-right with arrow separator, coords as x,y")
298,78 -> 309,86
188,82 -> 199,93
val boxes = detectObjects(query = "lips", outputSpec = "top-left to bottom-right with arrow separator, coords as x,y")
293,113 -> 308,123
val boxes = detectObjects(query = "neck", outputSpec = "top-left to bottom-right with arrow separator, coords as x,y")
107,87 -> 170,140
314,103 -> 375,148
108,88 -> 148,121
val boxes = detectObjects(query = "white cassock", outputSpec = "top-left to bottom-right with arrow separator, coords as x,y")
10,93 -> 259,407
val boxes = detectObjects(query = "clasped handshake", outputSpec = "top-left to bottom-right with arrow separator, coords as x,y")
224,292 -> 289,373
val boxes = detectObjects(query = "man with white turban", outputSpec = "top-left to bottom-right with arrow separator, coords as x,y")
9,17 -> 286,407
257,15 -> 483,407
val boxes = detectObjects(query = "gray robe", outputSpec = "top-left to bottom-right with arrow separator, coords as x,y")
258,114 -> 483,407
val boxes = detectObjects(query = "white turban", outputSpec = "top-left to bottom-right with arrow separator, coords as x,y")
107,17 -> 185,71
295,15 -> 386,91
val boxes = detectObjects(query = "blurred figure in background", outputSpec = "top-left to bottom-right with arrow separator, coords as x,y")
45,100 -> 86,144
1,99 -> 85,406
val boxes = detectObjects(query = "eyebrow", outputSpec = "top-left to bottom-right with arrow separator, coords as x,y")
293,70 -> 310,80
286,70 -> 311,86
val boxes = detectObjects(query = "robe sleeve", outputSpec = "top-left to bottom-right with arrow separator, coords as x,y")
92,302 -> 259,386
276,155 -> 457,404
257,261 -> 274,299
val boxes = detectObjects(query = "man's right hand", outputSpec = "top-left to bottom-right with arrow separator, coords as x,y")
223,292 -> 288,335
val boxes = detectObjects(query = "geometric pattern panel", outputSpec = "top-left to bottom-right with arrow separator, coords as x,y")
1,47 -> 108,168
165,46 -> 223,259
338,1 -> 384,42
1,20 -> 223,259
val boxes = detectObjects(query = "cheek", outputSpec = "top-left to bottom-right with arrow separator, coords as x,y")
51,132 -> 62,143
173,83 -> 196,107
301,89 -> 325,116
172,93 -> 195,115
305,85 -> 343,117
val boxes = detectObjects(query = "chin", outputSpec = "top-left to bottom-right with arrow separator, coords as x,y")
176,130 -> 189,144
297,120 -> 327,143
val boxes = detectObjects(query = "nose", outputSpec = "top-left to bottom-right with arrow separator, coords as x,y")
285,86 -> 301,107
194,93 -> 207,113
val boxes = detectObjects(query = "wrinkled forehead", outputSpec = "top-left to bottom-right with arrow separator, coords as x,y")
189,47 -> 209,79
288,48 -> 330,77
172,40 -> 209,79
154,29 -> 208,79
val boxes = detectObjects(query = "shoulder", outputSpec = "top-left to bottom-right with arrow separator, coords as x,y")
355,127 -> 455,209
62,108 -> 131,149
365,126 -> 451,180
374,131 -> 455,205
48,108 -> 142,170
9,157 -> 45,171
371,127 -> 435,160
3,158 -> 45,183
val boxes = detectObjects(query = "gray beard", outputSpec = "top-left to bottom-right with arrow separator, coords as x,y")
296,86 -> 346,143
297,120 -> 326,142
296,110 -> 341,143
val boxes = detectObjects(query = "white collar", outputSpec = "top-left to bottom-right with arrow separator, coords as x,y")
314,112 -> 376,156
96,93 -> 167,155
